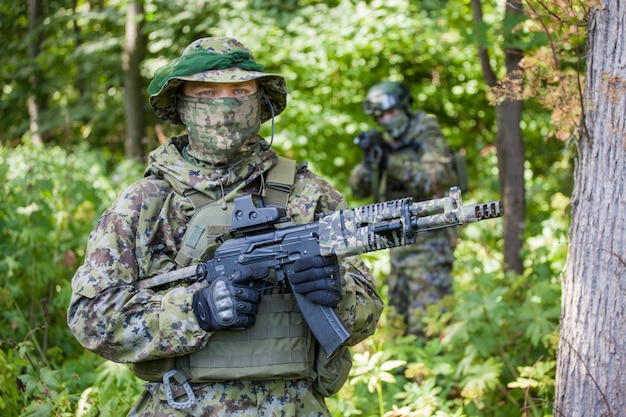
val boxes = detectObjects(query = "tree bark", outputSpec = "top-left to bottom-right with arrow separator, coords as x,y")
495,97 -> 524,274
27,0 -> 44,146
123,1 -> 147,161
471,0 -> 525,274
554,3 -> 626,416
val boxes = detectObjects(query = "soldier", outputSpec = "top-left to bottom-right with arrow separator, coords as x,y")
67,37 -> 383,416
349,81 -> 458,337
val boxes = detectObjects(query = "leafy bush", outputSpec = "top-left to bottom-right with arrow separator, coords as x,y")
0,144 -> 143,416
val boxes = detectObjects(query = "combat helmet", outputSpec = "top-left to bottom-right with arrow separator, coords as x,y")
362,81 -> 414,138
362,81 -> 414,117
148,37 -> 287,125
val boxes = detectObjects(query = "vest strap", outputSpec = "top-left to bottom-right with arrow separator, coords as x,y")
173,157 -> 297,269
183,189 -> 213,209
263,156 -> 296,207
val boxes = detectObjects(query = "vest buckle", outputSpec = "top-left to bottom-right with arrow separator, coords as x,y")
162,369 -> 195,409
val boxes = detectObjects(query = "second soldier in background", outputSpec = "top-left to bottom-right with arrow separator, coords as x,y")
349,81 -> 459,337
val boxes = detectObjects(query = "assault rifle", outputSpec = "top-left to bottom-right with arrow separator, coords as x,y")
138,187 -> 502,358
354,129 -> 389,201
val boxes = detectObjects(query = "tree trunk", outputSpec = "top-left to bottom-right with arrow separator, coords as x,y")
123,1 -> 147,161
554,3 -> 626,416
495,98 -> 524,274
471,0 -> 525,274
27,0 -> 44,146
497,0 -> 525,274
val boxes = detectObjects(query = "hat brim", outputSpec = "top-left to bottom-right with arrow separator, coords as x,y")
149,67 -> 287,125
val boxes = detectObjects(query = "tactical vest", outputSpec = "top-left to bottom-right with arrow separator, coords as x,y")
173,156 -> 298,268
132,157 -> 316,383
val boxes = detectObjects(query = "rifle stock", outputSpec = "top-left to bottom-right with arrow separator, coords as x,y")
138,187 -> 502,358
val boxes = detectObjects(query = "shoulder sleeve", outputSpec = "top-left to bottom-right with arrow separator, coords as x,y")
288,169 -> 348,223
67,178 -> 209,363
336,254 -> 384,345
386,112 -> 458,198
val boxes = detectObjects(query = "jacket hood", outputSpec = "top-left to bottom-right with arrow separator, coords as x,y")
145,135 -> 278,203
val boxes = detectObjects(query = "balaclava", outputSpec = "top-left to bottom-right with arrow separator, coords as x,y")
177,91 -> 262,165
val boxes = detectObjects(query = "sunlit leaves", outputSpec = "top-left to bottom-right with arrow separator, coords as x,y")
351,350 -> 407,394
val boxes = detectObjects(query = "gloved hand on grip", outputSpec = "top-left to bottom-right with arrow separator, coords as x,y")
291,255 -> 342,307
355,129 -> 389,170
192,266 -> 266,332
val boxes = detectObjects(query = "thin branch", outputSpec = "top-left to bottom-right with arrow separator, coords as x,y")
470,0 -> 498,86
532,0 -> 564,22
524,0 -> 560,68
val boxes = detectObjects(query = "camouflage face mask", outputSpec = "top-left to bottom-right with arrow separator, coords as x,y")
378,110 -> 410,139
177,92 -> 262,165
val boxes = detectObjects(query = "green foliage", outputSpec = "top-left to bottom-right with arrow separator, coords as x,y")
73,358 -> 144,417
0,347 -> 22,416
350,349 -> 407,416
0,144 -> 143,416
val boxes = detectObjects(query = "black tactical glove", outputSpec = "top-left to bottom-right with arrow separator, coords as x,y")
192,266 -> 266,332
290,255 -> 342,307
355,129 -> 389,170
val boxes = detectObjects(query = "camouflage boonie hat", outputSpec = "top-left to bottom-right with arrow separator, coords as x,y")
148,37 -> 287,125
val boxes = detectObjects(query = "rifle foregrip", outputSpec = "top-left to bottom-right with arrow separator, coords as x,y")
291,290 -> 351,358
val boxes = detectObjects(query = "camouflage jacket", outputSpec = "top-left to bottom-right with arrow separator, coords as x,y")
67,135 -> 382,364
349,110 -> 458,202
